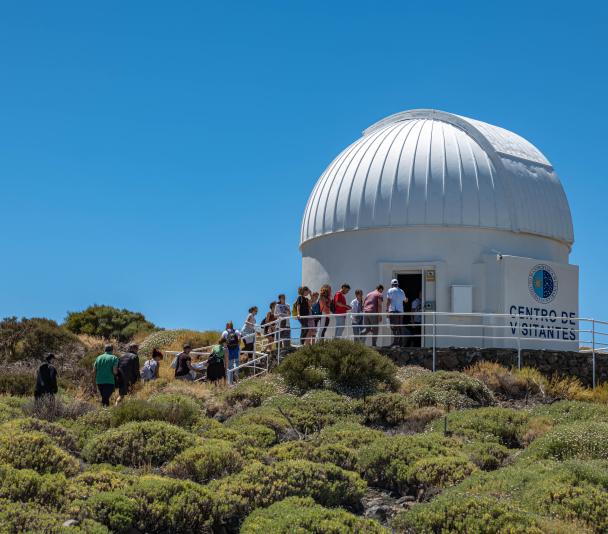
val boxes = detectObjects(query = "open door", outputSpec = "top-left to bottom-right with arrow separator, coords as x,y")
396,272 -> 423,347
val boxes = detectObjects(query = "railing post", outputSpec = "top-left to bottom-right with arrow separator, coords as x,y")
276,319 -> 281,366
432,312 -> 436,372
592,319 -> 596,390
517,315 -> 522,370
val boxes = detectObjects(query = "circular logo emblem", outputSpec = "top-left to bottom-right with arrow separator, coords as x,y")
528,264 -> 558,303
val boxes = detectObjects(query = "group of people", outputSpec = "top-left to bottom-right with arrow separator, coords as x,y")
257,279 -> 422,348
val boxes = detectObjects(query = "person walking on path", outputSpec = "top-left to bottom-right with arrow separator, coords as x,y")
241,307 -> 258,356
363,285 -> 384,347
262,301 -> 277,350
141,349 -> 163,382
386,279 -> 408,347
206,340 -> 227,386
333,284 -> 351,339
308,291 -> 320,342
275,294 -> 291,349
116,343 -> 140,405
317,284 -> 332,341
350,289 -> 364,342
35,353 -> 58,401
175,343 -> 195,381
221,322 -> 241,385
296,286 -> 312,345
94,344 -> 119,407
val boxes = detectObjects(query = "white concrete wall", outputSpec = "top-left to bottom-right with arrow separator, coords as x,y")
301,226 -> 574,349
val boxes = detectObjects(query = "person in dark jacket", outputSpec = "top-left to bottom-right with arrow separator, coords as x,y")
35,353 -> 58,400
115,344 -> 140,405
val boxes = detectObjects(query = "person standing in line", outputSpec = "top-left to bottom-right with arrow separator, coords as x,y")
206,339 -> 227,387
141,349 -> 163,382
221,322 -> 241,385
275,294 -> 291,349
115,343 -> 140,405
35,353 -> 58,401
296,286 -> 312,345
309,291 -> 320,342
175,343 -> 195,381
317,284 -> 332,340
363,285 -> 384,347
262,301 -> 277,349
333,284 -> 352,339
241,306 -> 258,357
386,279 -> 408,347
94,344 -> 119,407
411,292 -> 423,347
350,289 -> 364,342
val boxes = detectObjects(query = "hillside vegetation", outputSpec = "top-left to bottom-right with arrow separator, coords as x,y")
0,340 -> 607,533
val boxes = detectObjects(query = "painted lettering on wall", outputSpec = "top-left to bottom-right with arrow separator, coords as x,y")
508,305 -> 577,341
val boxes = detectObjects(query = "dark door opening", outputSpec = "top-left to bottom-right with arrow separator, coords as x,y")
397,273 -> 423,347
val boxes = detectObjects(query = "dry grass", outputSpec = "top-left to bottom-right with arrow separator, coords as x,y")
522,416 -> 553,446
465,362 -> 528,397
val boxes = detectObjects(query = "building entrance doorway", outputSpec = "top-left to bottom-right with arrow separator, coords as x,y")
396,272 -> 423,347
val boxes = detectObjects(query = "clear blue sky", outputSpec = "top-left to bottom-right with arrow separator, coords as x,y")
1,1 -> 606,331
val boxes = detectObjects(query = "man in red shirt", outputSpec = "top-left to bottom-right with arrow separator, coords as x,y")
363,285 -> 384,347
333,283 -> 351,339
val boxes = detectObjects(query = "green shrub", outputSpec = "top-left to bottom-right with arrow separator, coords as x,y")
165,439 -> 244,483
0,464 -> 72,510
21,394 -> 96,422
277,339 -> 398,396
357,433 -> 468,494
463,441 -> 512,470
315,421 -> 384,449
268,440 -> 359,471
0,401 -> 23,423
0,316 -> 80,362
362,392 -> 412,426
110,394 -> 201,428
64,305 -> 156,341
392,495 -> 545,533
431,407 -> 529,448
241,496 -> 387,533
0,371 -> 34,396
2,417 -> 78,452
524,421 -> 608,461
0,431 -> 80,476
64,409 -> 113,449
408,455 -> 476,490
221,377 -> 281,409
69,468 -> 133,501
82,421 -> 198,467
0,499 -> 110,533
531,400 -> 608,424
79,491 -> 138,533
402,370 -> 495,409
209,459 -> 367,513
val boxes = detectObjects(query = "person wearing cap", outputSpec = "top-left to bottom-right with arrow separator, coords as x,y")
115,343 -> 140,405
94,344 -> 119,407
35,353 -> 58,401
175,343 -> 195,380
333,283 -> 352,339
386,279 -> 408,347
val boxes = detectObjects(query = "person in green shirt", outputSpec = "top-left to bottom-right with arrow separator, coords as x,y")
94,344 -> 119,407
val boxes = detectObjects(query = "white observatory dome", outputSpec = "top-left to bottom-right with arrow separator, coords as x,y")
301,109 -> 573,248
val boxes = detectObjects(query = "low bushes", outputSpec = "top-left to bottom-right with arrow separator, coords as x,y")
78,491 -> 138,534
315,421 -> 384,450
465,361 -> 530,398
21,395 -> 96,422
0,372 -> 34,396
362,392 -> 411,426
277,339 -> 398,396
0,431 -> 80,476
82,421 -> 198,467
463,441 -> 512,471
524,421 -> 608,461
531,400 -> 608,425
2,417 -> 78,452
110,394 -> 201,428
164,439 -> 244,484
401,370 -> 495,409
241,496 -> 387,533
357,433 -> 472,495
220,377 -> 281,410
0,401 -> 23,423
431,407 -> 530,448
0,464 -> 72,510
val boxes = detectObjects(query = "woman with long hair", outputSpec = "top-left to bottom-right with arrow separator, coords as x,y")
241,306 -> 258,356
317,284 -> 332,341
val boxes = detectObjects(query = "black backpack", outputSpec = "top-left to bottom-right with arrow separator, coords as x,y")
225,329 -> 239,349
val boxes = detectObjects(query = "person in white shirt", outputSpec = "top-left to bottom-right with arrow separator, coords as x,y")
350,289 -> 364,342
386,279 -> 407,347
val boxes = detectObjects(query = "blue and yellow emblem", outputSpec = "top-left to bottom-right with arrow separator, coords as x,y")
528,264 -> 558,303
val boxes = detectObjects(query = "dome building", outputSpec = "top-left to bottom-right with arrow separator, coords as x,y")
300,109 -> 579,350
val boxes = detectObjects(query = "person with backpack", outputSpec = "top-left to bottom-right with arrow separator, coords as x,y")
333,283 -> 352,339
317,284 -> 332,340
241,306 -> 258,356
275,294 -> 291,349
94,344 -> 119,407
115,343 -> 140,405
221,322 -> 241,385
141,349 -> 163,382
35,353 -> 58,401
295,286 -> 312,345
175,343 -> 195,381
206,340 -> 227,386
